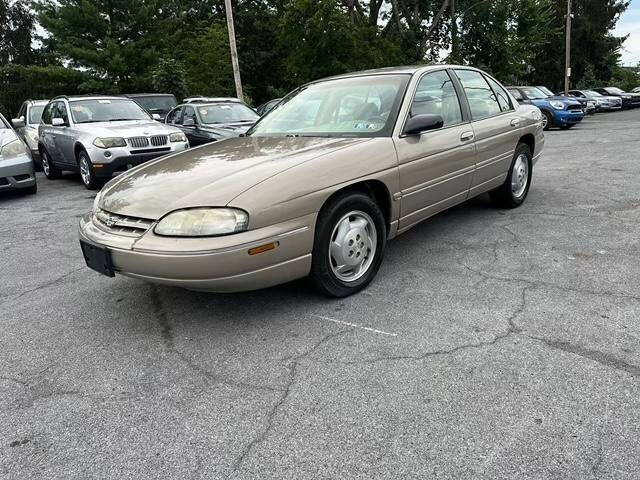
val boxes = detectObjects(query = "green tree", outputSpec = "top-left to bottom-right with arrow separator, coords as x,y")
151,58 -> 190,100
0,0 -> 37,65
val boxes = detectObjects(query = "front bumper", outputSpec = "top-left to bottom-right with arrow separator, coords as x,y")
88,142 -> 189,179
553,110 -> 584,125
0,154 -> 36,191
78,211 -> 316,292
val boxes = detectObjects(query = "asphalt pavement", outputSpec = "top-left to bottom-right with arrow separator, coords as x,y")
1,110 -> 639,479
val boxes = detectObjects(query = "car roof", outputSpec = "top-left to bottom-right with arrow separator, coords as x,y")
52,95 -> 132,102
184,97 -> 241,103
181,100 -> 246,107
25,99 -> 50,105
124,93 -> 176,97
314,64 -> 484,83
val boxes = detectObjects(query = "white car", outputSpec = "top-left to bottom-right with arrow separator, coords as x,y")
13,99 -> 49,168
37,95 -> 189,189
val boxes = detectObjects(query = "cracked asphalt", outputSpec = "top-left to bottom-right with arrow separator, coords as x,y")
1,110 -> 639,479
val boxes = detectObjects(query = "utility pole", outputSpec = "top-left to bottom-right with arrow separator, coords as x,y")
224,0 -> 244,101
564,0 -> 572,95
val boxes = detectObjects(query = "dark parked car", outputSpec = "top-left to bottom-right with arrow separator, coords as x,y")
507,86 -> 584,130
568,89 -> 622,112
165,99 -> 260,146
256,98 -> 282,116
593,87 -> 640,109
124,93 -> 178,120
536,86 -> 596,115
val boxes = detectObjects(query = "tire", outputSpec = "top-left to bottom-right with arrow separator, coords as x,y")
41,149 -> 62,179
541,111 -> 552,131
78,149 -> 99,190
490,143 -> 532,209
560,124 -> 573,130
23,183 -> 37,195
310,191 -> 386,297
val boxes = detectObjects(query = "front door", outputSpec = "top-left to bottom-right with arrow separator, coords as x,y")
393,69 -> 476,231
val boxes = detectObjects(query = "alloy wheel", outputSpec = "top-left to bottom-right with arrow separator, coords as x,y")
80,155 -> 91,187
42,152 -> 50,176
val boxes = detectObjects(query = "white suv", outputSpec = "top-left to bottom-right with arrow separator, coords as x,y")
38,95 -> 189,189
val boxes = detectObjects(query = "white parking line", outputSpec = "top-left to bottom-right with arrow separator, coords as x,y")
311,315 -> 398,337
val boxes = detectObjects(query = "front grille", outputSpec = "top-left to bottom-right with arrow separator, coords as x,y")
567,104 -> 583,111
150,135 -> 168,147
129,147 -> 170,155
94,208 -> 154,238
128,136 -> 149,148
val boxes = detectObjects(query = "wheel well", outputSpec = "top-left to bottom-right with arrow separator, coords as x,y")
74,143 -> 86,161
322,180 -> 392,228
519,133 -> 535,155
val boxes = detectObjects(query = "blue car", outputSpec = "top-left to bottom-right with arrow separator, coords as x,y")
507,86 -> 584,130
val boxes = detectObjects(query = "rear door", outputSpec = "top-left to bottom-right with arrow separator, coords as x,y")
454,70 -> 521,196
394,69 -> 476,230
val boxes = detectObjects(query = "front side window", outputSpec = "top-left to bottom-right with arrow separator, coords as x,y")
485,76 -> 513,112
410,70 -> 462,127
248,74 -> 410,137
455,70 -> 502,119
41,104 -> 53,124
167,107 -> 183,125
53,102 -> 69,123
68,99 -> 150,124
198,103 -> 259,124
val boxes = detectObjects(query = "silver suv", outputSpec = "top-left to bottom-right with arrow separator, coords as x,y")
38,95 -> 189,189
13,99 -> 49,169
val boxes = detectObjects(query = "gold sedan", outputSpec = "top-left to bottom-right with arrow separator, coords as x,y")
79,65 -> 544,297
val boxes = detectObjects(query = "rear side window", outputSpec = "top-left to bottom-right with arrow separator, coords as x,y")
485,76 -> 513,112
410,70 -> 463,127
455,70 -> 502,119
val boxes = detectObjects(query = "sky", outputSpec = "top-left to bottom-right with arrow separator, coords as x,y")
615,0 -> 640,66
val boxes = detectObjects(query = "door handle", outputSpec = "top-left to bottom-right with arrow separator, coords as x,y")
460,131 -> 474,142
510,118 -> 520,127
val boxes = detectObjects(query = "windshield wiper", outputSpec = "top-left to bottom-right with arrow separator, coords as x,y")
107,118 -> 138,122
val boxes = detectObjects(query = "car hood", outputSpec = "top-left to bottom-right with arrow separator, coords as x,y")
548,95 -> 584,104
0,128 -> 19,148
199,122 -> 255,138
76,119 -> 180,137
100,136 -> 369,219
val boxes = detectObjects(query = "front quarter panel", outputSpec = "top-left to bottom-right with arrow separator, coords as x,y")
229,137 -> 400,232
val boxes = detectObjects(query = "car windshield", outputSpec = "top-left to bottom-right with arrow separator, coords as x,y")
606,87 -> 624,94
537,86 -> 554,96
198,103 -> 259,124
132,95 -> 177,112
69,99 -> 151,123
248,74 -> 410,137
520,87 -> 548,99
586,90 -> 602,97
29,105 -> 45,124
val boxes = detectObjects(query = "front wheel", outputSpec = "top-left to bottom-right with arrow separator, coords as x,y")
78,149 -> 99,190
490,143 -> 532,209
541,111 -> 552,131
310,192 -> 386,297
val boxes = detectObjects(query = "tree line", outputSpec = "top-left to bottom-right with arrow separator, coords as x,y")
0,0 -> 636,117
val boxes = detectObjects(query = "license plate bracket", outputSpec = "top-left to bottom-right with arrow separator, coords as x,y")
80,240 -> 115,277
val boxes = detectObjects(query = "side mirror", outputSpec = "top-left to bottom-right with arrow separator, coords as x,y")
12,118 -> 25,128
403,114 -> 444,135
183,118 -> 196,127
152,113 -> 162,120
52,117 -> 66,127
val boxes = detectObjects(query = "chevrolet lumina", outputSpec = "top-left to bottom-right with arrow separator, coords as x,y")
38,96 -> 189,189
79,66 -> 544,297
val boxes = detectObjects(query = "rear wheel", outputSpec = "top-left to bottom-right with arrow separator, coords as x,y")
310,192 -> 386,297
490,143 -> 532,209
41,149 -> 61,179
78,149 -> 99,190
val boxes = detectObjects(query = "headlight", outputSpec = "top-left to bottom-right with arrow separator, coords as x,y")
154,208 -> 249,237
0,139 -> 27,159
169,132 -> 187,143
550,100 -> 565,110
623,95 -> 631,100
93,137 -> 126,148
